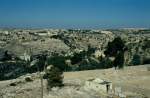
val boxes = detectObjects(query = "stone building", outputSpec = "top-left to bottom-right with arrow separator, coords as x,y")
19,52 -> 31,61
94,50 -> 105,58
84,78 -> 112,93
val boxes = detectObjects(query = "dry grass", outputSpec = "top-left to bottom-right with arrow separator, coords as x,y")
64,65 -> 150,97
0,65 -> 150,98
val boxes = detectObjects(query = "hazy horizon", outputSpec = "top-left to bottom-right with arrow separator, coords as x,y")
0,0 -> 150,29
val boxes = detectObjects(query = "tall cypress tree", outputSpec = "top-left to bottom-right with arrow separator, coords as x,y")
104,37 -> 126,69
114,51 -> 124,69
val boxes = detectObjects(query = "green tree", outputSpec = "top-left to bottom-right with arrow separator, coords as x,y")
132,54 -> 141,65
47,54 -> 69,71
45,65 -> 64,91
100,57 -> 113,69
114,52 -> 124,69
104,37 -> 125,57
104,37 -> 126,69
71,51 -> 86,65
142,39 -> 150,50
87,45 -> 96,56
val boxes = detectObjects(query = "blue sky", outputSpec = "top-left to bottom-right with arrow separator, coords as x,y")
0,0 -> 150,29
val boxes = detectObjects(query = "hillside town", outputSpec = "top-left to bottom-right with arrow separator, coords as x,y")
0,29 -> 150,98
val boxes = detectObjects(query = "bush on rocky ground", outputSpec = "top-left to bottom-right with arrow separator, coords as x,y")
45,65 -> 64,91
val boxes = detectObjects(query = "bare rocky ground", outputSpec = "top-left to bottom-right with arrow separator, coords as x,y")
0,65 -> 150,98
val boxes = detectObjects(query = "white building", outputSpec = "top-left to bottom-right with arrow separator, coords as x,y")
94,50 -> 105,58
101,31 -> 113,35
84,78 -> 112,93
20,52 -> 30,61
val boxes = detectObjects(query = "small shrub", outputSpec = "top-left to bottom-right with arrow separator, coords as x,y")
10,82 -> 17,86
132,54 -> 141,65
142,39 -> 150,50
100,58 -> 113,69
71,51 -> 86,65
143,57 -> 150,64
25,76 -> 33,82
